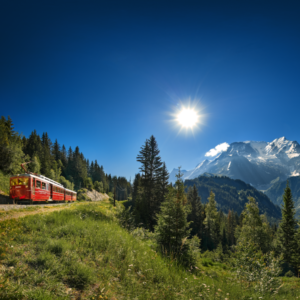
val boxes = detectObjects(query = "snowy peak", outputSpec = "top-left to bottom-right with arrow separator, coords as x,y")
265,137 -> 300,158
170,136 -> 300,189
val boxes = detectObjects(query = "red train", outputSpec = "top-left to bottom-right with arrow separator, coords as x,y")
10,173 -> 77,204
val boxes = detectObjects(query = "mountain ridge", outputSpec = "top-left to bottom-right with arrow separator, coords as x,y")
170,137 -> 300,190
184,175 -> 281,222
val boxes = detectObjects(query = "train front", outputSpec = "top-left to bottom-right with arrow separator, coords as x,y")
10,175 -> 31,202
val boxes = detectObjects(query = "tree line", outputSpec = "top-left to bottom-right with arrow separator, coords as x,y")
130,135 -> 300,275
0,115 -> 131,197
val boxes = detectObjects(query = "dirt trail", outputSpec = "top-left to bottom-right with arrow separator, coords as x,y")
0,205 -> 72,222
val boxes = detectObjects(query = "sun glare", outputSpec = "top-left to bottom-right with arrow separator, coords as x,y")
177,107 -> 199,128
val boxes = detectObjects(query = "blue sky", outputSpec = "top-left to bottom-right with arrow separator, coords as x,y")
1,0 -> 300,180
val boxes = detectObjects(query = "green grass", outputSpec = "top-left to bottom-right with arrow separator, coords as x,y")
0,170 -> 10,195
0,201 -> 299,299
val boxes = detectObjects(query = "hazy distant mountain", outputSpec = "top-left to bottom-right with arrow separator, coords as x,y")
170,137 -> 300,190
185,175 -> 281,222
265,176 -> 300,216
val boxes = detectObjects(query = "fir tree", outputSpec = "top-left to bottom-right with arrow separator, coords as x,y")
203,191 -> 220,250
154,168 -> 192,263
277,181 -> 298,265
235,197 -> 272,253
136,135 -> 163,230
187,184 -> 203,239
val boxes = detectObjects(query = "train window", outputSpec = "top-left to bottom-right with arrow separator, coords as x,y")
20,177 -> 28,186
36,181 -> 41,189
11,178 -> 18,186
42,182 -> 46,190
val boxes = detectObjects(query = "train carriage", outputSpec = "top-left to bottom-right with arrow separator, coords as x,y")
10,173 -> 77,204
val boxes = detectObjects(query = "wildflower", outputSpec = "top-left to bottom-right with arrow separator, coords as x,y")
218,289 -> 222,292
128,264 -> 133,267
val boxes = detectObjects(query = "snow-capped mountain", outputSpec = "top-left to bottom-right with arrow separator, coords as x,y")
169,137 -> 300,190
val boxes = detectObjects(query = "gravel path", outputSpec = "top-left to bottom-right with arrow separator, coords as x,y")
0,204 -> 74,222
0,203 -> 73,211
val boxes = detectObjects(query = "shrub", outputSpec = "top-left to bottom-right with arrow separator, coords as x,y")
235,241 -> 283,295
285,270 -> 295,277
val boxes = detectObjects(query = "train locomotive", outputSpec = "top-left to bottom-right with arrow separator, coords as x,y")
9,163 -> 77,204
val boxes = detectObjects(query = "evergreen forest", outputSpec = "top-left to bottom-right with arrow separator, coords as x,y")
0,115 -> 131,199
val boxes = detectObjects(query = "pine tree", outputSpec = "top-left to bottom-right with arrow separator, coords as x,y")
40,132 -> 53,177
0,116 -> 26,174
156,162 -> 169,205
136,135 -> 163,230
235,197 -> 272,253
154,168 -> 192,262
187,184 -> 203,239
277,181 -> 298,265
203,191 -> 220,250
52,139 -> 61,161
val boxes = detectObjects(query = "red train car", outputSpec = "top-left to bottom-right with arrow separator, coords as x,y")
10,173 -> 77,204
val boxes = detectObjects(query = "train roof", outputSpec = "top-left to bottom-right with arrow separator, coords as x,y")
10,173 -> 77,194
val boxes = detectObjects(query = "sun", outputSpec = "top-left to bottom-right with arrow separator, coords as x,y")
176,107 -> 199,128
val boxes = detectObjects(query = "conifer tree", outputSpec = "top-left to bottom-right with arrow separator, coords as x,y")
235,197 -> 272,253
187,184 -> 203,239
154,168 -> 192,260
40,132 -> 53,177
52,139 -> 61,161
203,191 -> 220,250
156,162 -> 169,207
136,135 -> 163,230
277,181 -> 298,265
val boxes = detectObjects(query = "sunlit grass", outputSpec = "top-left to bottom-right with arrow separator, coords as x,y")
0,170 -> 10,195
0,201 -> 299,299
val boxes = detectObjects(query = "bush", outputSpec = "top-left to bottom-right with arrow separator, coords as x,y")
77,189 -> 92,202
116,204 -> 135,231
94,181 -> 103,193
285,270 -> 295,277
235,241 -> 283,295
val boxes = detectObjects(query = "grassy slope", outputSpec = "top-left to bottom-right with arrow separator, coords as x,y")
0,171 -> 10,195
0,201 -> 299,300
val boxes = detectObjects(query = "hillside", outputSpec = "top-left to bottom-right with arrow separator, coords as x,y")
0,201 -> 299,299
185,175 -> 281,222
265,176 -> 300,216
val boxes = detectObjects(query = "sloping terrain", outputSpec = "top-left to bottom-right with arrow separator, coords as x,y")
185,175 -> 281,222
0,202 -> 298,299
86,189 -> 109,201
265,175 -> 300,216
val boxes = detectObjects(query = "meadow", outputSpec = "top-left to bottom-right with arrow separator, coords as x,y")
0,201 -> 299,300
